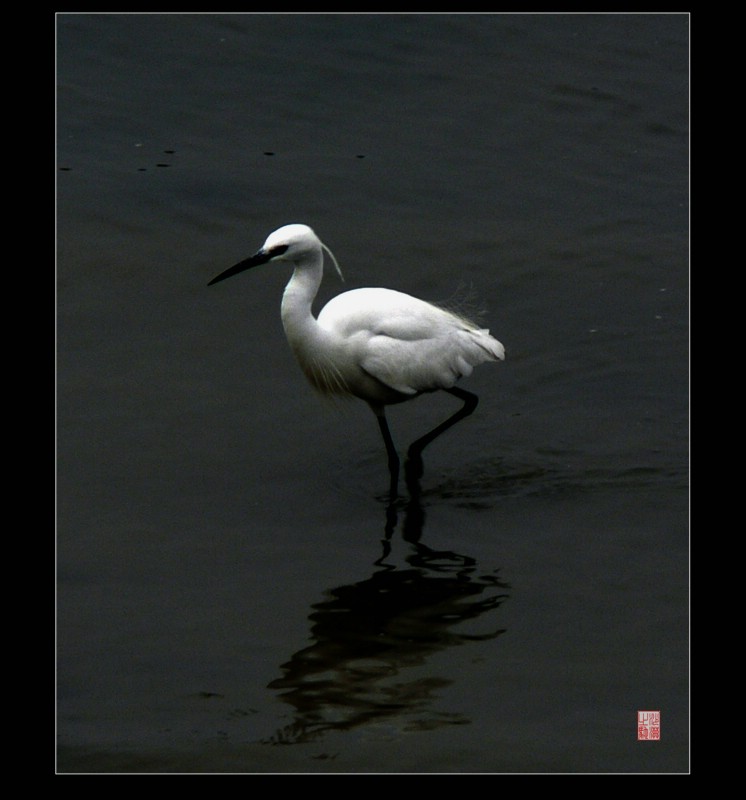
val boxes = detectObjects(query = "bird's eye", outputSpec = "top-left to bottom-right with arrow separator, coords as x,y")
269,244 -> 289,257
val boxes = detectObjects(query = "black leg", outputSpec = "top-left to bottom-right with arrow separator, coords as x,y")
376,412 -> 400,499
405,387 -> 479,492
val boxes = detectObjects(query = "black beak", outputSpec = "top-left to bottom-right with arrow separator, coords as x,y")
207,248 -> 273,286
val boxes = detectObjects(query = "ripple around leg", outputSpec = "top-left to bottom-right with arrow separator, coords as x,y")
402,455 -> 688,508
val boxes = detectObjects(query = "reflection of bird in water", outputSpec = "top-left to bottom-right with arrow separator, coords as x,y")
264,543 -> 509,746
208,224 -> 505,497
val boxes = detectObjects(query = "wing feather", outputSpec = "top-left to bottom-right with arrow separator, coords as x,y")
318,287 -> 504,397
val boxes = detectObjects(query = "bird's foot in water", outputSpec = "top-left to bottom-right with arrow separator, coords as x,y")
404,450 -> 424,498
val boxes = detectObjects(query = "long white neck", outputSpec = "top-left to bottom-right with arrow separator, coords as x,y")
280,248 -> 325,355
279,250 -> 348,395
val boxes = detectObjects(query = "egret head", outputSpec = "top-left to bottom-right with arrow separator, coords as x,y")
208,223 -> 343,286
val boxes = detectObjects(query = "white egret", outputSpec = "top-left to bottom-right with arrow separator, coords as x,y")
208,224 -> 505,496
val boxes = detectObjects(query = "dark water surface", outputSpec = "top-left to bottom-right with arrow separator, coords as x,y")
56,13 -> 689,773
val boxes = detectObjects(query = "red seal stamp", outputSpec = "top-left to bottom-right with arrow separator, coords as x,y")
637,710 -> 661,740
